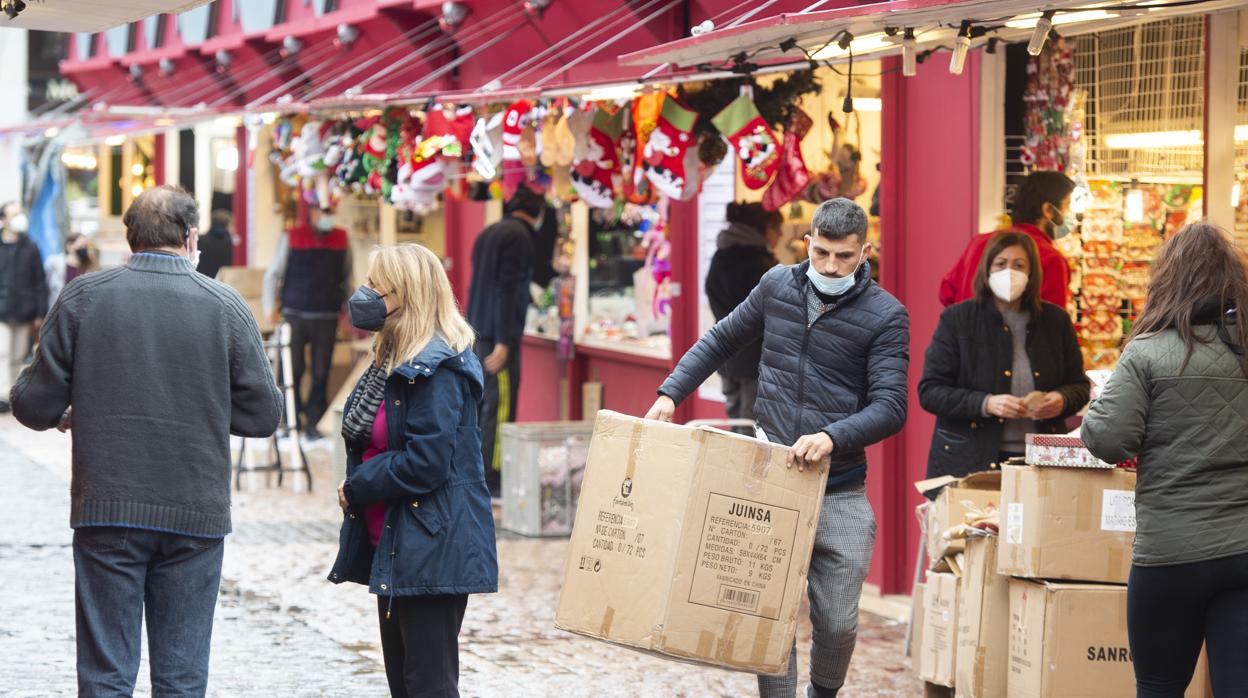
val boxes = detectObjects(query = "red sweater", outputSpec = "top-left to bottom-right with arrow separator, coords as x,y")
938,224 -> 1071,308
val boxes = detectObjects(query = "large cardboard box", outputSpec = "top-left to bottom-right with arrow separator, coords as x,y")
555,411 -> 829,675
920,571 -> 960,687
956,537 -> 1009,698
916,472 -> 1001,564
1008,580 -> 1213,698
998,464 -> 1136,584
1008,579 -> 1134,698
910,582 -> 926,673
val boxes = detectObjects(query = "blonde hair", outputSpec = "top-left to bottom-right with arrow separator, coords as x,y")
367,243 -> 475,370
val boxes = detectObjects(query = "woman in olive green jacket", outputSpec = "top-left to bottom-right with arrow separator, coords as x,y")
1082,222 -> 1248,698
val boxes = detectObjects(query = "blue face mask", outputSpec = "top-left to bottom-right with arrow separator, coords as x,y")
347,286 -> 393,332
806,250 -> 865,296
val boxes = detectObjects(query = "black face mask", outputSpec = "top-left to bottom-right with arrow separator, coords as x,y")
347,286 -> 394,332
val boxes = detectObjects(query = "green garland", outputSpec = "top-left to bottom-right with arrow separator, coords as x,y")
680,68 -> 821,140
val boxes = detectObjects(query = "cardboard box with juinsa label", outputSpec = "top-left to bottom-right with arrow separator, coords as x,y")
555,411 -> 829,675
997,464 -> 1136,584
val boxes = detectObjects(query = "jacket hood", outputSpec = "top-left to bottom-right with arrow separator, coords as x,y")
393,335 -> 484,390
717,222 -> 768,250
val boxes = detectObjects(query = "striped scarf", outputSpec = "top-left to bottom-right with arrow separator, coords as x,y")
341,362 -> 388,444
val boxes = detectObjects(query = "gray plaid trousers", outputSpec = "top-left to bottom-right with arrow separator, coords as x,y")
758,482 -> 877,698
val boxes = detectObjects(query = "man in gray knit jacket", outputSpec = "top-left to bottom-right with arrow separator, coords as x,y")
11,186 -> 283,696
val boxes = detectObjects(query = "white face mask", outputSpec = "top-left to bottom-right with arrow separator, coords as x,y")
989,268 -> 1029,303
6,213 -> 28,234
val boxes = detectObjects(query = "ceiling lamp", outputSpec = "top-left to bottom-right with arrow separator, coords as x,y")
281,36 -> 304,58
2,1 -> 26,20
1027,11 -> 1054,55
901,27 -> 916,77
336,23 -> 360,47
128,64 -> 144,80
523,0 -> 553,18
949,22 -> 972,75
159,57 -> 175,77
215,50 -> 233,73
440,2 -> 469,32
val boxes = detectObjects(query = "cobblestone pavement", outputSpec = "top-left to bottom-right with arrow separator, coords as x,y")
0,417 -> 920,697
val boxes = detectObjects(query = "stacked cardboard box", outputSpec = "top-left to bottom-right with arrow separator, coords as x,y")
912,449 -> 1212,697
912,472 -> 1002,693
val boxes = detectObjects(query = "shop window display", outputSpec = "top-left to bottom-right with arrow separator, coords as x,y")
582,203 -> 671,356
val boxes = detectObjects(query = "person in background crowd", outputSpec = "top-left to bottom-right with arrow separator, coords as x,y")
919,232 -> 1089,480
705,201 -> 781,429
10,186 -> 282,696
646,198 -> 909,698
196,209 -> 236,279
331,244 -> 497,698
46,233 -> 99,312
939,170 -> 1076,308
0,201 -> 47,414
1082,223 -> 1248,697
263,207 -> 353,442
466,183 -> 542,498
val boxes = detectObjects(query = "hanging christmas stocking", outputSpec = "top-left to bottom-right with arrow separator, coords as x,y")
571,107 -> 624,208
626,93 -> 662,204
763,107 -> 813,211
643,95 -> 698,199
470,111 -> 504,180
499,100 -> 531,199
712,94 -> 781,190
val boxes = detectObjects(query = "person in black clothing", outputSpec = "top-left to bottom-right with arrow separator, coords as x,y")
705,202 -> 781,428
0,201 -> 47,414
262,207 -> 353,441
919,231 -> 1089,480
466,184 -> 543,497
196,209 -> 236,279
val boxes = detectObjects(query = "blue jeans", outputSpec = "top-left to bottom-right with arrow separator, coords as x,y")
73,526 -> 224,697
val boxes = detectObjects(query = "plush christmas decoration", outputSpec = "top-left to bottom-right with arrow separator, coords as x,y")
763,107 -> 813,211
470,111 -> 504,180
643,95 -> 698,199
424,105 -> 474,201
501,100 -> 530,160
711,94 -> 781,190
554,108 -> 577,167
570,107 -> 624,209
539,112 -> 559,167
626,93 -> 663,205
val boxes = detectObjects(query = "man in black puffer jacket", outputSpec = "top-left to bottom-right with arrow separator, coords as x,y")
647,198 -> 909,698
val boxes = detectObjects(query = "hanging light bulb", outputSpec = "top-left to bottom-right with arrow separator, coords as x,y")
902,28 -> 917,77
1124,181 -> 1145,224
280,36 -> 303,58
1028,12 -> 1054,56
336,23 -> 360,47
949,22 -> 972,75
159,57 -> 175,77
440,2 -> 469,32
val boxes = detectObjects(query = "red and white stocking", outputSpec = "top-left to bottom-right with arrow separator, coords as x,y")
712,94 -> 781,190
571,107 -> 624,208
642,96 -> 698,200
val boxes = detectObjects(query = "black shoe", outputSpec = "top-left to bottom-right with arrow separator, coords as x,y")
0,400 -> 11,414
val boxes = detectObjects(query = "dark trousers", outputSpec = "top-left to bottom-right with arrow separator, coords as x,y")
377,594 -> 469,698
1128,551 -> 1248,697
719,373 -> 759,435
475,339 -> 520,496
288,315 -> 337,431
73,526 -> 224,697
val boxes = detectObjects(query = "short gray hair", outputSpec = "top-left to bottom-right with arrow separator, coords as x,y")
811,198 -> 868,241
123,186 -> 199,251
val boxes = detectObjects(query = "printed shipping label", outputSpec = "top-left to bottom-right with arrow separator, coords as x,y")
1006,502 -> 1025,545
1101,489 -> 1137,532
688,493 -> 800,620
